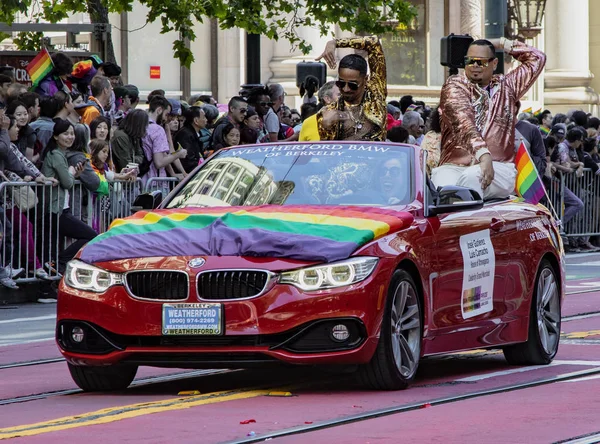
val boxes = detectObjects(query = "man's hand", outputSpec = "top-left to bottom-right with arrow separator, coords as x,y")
176,148 -> 188,159
479,154 -> 495,190
321,108 -> 349,130
316,40 -> 337,70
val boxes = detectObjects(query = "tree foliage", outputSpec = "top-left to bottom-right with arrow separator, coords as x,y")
1,0 -> 417,67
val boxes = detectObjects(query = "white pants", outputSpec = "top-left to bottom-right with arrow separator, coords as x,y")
431,162 -> 517,200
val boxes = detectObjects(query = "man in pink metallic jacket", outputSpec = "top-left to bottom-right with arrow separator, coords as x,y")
431,38 -> 546,199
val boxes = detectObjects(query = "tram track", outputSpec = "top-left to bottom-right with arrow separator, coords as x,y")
227,366 -> 600,444
0,357 -> 64,370
0,368 -> 237,406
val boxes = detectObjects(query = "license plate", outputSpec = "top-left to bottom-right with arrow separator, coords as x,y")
162,303 -> 223,335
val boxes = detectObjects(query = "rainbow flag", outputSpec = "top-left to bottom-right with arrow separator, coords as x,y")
26,48 -> 53,86
515,141 -> 545,204
79,205 -> 413,264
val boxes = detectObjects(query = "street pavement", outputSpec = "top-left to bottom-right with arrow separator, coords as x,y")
0,252 -> 599,443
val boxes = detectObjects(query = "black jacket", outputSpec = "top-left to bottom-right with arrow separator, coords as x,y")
175,124 -> 205,173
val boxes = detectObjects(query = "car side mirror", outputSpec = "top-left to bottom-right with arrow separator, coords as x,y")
131,191 -> 163,214
427,185 -> 483,216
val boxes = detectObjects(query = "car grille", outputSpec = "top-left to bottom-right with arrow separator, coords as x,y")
197,270 -> 270,300
125,271 -> 188,300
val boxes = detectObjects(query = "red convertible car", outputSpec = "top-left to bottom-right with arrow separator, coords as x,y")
57,142 -> 565,391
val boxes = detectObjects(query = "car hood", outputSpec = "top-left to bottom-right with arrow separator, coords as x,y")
79,205 -> 414,264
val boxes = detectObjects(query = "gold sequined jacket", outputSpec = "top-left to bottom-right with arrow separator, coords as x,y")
317,36 -> 387,141
438,40 -> 546,167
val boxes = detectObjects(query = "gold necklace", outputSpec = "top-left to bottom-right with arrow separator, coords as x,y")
346,104 -> 365,132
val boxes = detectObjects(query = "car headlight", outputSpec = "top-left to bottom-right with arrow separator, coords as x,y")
280,257 -> 379,291
64,260 -> 123,293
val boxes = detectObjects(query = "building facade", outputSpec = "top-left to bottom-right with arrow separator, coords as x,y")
3,0 -> 599,114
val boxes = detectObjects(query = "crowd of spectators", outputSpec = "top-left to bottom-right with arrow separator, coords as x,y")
2,50 -> 599,297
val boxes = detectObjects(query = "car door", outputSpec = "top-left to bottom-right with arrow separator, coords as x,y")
426,206 -> 509,352
489,201 -> 548,320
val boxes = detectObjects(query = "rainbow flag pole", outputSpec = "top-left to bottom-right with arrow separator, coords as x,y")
514,139 -> 560,223
26,48 -> 53,87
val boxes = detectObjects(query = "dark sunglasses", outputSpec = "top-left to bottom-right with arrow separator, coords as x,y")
464,57 -> 496,67
258,101 -> 273,107
335,80 -> 361,91
382,166 -> 401,176
237,108 -> 248,114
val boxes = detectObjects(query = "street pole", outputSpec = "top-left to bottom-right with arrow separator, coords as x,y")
484,0 -> 507,74
246,33 -> 261,84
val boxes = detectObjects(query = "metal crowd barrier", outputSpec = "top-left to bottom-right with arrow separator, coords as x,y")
0,178 -> 145,285
144,177 -> 180,195
560,168 -> 600,237
0,181 -> 61,283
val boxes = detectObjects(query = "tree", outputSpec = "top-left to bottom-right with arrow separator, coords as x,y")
1,0 -> 417,67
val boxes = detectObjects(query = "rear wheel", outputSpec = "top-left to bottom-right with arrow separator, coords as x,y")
68,363 -> 138,391
358,269 -> 422,390
503,259 -> 561,365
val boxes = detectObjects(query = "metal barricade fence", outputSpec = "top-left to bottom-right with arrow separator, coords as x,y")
81,178 -> 143,233
0,181 -> 61,283
0,179 -> 145,286
561,168 -> 600,237
144,177 -> 180,195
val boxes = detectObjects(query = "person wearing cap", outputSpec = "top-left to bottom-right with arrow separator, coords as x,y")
550,123 -> 567,143
98,62 -> 122,88
432,37 -> 546,200
69,60 -> 98,99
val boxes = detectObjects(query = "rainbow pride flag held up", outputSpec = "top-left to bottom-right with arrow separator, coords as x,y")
79,205 -> 413,264
515,141 -> 545,204
26,48 -> 53,86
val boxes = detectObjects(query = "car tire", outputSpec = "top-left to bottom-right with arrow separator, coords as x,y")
358,269 -> 422,390
503,259 -> 561,365
68,363 -> 138,391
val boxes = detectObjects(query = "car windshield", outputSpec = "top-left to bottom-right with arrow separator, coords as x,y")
166,143 -> 413,208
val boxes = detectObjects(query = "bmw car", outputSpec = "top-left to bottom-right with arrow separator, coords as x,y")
56,142 -> 565,391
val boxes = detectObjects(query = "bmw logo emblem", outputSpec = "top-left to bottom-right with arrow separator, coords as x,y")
188,258 -> 206,268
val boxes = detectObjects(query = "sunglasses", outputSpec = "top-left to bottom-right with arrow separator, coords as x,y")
237,108 -> 248,114
258,102 -> 273,107
335,80 -> 361,91
464,57 -> 496,67
382,166 -> 401,176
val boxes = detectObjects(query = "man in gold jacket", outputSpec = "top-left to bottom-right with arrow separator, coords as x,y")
432,38 -> 546,200
316,35 -> 387,141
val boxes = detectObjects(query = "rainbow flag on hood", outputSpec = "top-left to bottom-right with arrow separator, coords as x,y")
79,205 -> 413,264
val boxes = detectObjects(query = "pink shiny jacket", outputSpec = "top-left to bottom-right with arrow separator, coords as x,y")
438,41 -> 546,167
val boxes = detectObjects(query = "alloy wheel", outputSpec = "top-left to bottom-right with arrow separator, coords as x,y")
390,280 -> 421,377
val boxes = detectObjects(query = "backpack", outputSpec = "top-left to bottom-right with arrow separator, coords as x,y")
137,139 -> 152,177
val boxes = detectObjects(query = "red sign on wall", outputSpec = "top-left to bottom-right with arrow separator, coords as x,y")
150,66 -> 161,79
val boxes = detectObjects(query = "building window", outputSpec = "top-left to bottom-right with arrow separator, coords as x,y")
380,0 -> 446,88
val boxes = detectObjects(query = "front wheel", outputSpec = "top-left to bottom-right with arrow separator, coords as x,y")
68,363 -> 138,391
503,259 -> 561,365
358,269 -> 422,390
